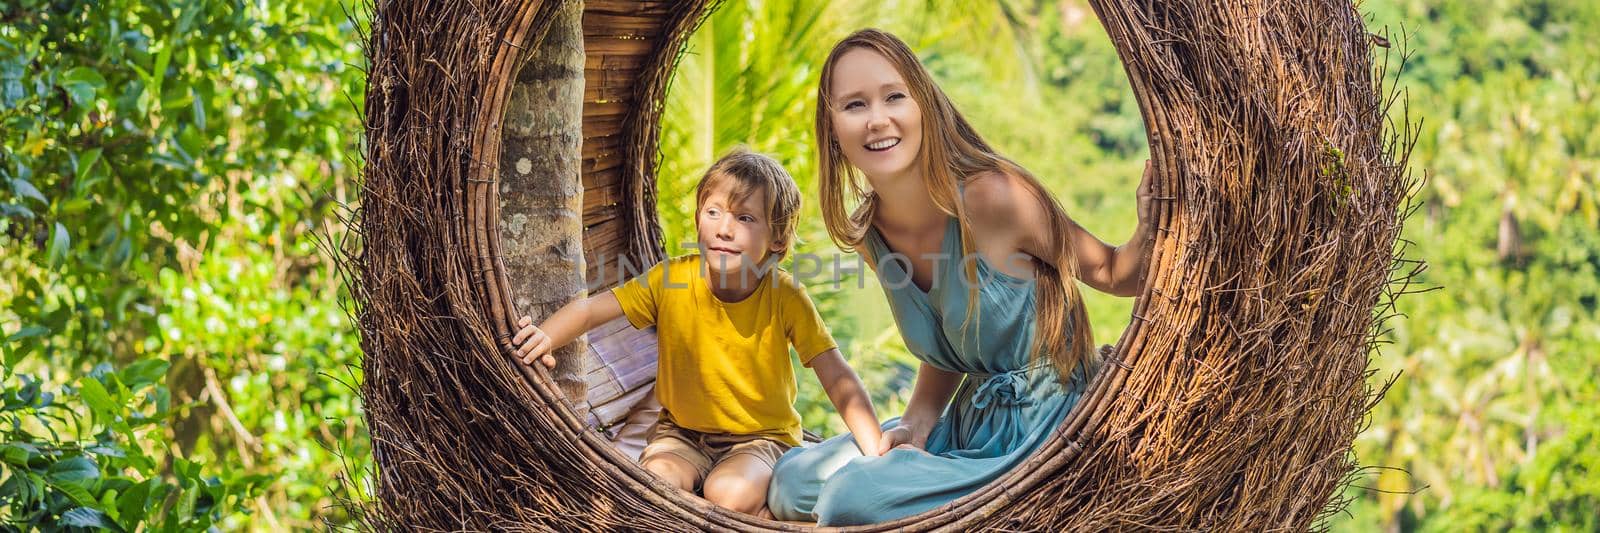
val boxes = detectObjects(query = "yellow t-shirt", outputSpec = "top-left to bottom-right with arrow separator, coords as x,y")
610,254 -> 835,446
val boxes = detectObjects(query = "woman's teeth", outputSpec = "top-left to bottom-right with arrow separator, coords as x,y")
866,138 -> 900,151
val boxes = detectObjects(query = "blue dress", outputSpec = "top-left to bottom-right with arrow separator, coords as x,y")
767,215 -> 1088,525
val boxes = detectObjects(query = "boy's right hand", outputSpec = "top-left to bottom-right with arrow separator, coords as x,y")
512,316 -> 556,368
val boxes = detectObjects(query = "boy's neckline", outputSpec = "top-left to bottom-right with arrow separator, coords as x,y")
692,254 -> 776,304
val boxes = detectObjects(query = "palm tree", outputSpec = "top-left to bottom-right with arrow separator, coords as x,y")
498,1 -> 587,399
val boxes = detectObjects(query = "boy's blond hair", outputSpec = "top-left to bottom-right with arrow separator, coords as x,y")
693,148 -> 802,262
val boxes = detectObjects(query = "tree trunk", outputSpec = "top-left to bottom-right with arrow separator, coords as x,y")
499,0 -> 587,403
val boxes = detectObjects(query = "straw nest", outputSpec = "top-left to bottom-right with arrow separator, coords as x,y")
352,0 -> 1419,530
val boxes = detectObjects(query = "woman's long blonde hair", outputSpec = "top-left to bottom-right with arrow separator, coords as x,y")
815,29 -> 1097,381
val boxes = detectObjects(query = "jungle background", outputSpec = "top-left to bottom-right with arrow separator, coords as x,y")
2,0 -> 1595,530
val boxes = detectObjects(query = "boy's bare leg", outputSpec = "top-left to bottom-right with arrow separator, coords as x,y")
701,453 -> 775,517
642,453 -> 700,492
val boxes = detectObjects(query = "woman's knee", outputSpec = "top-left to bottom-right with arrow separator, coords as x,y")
765,459 -> 804,516
782,434 -> 862,474
811,463 -> 890,525
769,450 -> 804,480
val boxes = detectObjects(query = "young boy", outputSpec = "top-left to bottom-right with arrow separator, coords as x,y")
511,149 -> 882,518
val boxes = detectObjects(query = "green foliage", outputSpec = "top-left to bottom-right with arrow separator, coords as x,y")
1,0 -> 368,529
2,362 -> 270,530
1325,1 -> 1600,530
1417,408 -> 1600,532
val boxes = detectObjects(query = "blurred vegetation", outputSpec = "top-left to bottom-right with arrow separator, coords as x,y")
1335,1 -> 1600,530
1,0 -> 1594,530
1,0 -> 367,529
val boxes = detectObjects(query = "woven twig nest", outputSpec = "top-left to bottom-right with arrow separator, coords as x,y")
354,0 -> 1416,530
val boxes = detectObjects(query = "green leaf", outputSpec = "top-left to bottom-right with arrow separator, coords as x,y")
177,475 -> 198,519
116,479 -> 157,526
78,376 -> 116,421
1,443 -> 35,466
191,87 -> 206,131
150,45 -> 172,111
57,198 -> 93,215
176,125 -> 205,164
7,472 -> 46,508
120,359 -> 169,390
54,481 -> 97,508
48,222 -> 70,267
61,67 -> 107,87
10,178 -> 47,204
61,507 -> 122,531
0,202 -> 35,219
112,237 -> 131,266
86,445 -> 125,458
60,67 -> 106,108
75,147 -> 102,182
6,324 -> 49,342
1,68 -> 23,105
10,374 -> 42,408
46,456 -> 100,483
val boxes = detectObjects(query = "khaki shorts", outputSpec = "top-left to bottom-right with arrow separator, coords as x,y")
639,413 -> 791,487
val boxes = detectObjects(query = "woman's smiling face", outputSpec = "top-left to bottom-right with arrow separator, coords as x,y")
827,47 -> 923,182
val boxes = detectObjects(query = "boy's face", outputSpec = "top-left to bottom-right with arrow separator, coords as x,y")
696,180 -> 784,278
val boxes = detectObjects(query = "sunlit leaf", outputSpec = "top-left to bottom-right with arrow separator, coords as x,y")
48,222 -> 70,267
10,178 -> 47,204
75,148 -> 103,183
120,359 -> 169,390
60,67 -> 107,108
6,325 -> 49,342
61,506 -> 122,531
77,376 -> 116,422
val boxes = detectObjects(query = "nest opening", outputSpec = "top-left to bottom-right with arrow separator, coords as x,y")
355,0 -> 1416,529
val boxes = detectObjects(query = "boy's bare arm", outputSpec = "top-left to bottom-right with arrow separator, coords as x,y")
512,291 -> 625,367
809,349 -> 884,456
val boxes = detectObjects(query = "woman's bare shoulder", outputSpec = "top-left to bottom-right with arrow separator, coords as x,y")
961,170 -> 1047,234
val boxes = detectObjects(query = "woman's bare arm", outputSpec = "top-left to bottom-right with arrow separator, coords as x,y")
880,363 -> 964,452
969,162 -> 1156,297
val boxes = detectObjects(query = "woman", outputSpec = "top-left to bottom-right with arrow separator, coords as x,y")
766,29 -> 1155,525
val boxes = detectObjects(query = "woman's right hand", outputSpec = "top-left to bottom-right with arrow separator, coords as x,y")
1136,159 -> 1155,223
511,316 -> 555,368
